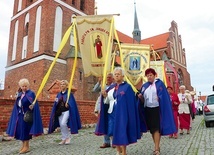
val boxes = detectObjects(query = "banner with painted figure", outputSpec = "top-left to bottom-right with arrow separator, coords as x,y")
121,44 -> 150,85
75,15 -> 114,77
150,60 -> 167,86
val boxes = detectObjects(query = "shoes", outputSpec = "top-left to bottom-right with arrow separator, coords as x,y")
169,134 -> 173,138
19,149 -> 30,154
153,150 -> 160,155
180,130 -> 184,135
173,133 -> 178,139
187,130 -> 190,134
65,138 -> 71,145
100,143 -> 111,148
153,147 -> 160,155
116,151 -> 121,155
112,145 -> 116,148
174,135 -> 178,139
58,140 -> 66,145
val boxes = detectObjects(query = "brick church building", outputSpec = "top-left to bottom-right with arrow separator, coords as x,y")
4,0 -> 98,101
140,21 -> 193,93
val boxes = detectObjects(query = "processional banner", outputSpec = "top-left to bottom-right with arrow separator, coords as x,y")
150,60 -> 167,85
75,15 -> 114,77
121,44 -> 150,85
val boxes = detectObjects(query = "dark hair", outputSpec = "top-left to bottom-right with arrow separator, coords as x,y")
145,68 -> 156,76
167,86 -> 173,90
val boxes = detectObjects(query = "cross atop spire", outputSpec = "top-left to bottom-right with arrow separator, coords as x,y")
132,1 -> 141,43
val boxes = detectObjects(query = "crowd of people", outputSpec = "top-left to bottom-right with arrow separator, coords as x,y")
6,67 -> 201,155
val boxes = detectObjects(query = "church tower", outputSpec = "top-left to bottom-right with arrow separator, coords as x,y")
132,1 -> 141,43
4,0 -> 95,100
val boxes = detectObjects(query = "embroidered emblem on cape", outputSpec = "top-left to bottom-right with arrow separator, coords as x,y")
120,91 -> 125,96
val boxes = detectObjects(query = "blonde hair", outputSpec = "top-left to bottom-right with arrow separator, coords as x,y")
18,78 -> 30,87
61,80 -> 69,86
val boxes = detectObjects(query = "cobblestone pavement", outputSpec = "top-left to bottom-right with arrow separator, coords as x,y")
0,115 -> 213,155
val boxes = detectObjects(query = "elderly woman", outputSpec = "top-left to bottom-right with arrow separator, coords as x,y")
6,78 -> 43,154
48,80 -> 81,145
95,67 -> 141,155
178,85 -> 193,134
167,86 -> 180,139
138,68 -> 176,155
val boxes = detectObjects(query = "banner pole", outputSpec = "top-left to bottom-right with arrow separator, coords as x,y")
32,23 -> 74,105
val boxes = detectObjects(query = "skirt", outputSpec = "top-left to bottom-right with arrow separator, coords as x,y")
145,106 -> 160,134
179,113 -> 190,130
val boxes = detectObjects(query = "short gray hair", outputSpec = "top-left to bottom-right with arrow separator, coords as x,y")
179,85 -> 186,89
107,72 -> 113,77
113,67 -> 125,76
18,78 -> 30,87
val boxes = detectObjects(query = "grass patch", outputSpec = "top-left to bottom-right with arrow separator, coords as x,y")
200,119 -> 205,126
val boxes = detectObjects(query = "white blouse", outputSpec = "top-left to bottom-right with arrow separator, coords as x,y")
143,81 -> 159,108
104,87 -> 116,114
178,93 -> 192,114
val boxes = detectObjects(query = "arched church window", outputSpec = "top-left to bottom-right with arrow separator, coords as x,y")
18,0 -> 22,12
72,0 -> 75,5
53,7 -> 63,52
34,6 -> 42,52
25,22 -> 29,36
24,13 -> 29,36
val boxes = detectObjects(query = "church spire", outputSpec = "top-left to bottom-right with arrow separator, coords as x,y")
132,1 -> 141,43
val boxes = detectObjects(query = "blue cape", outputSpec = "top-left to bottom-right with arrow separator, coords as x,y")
6,90 -> 43,136
95,82 -> 141,145
48,90 -> 81,134
138,79 -> 176,135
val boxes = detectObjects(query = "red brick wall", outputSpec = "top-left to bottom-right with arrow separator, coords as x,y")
0,98 -> 97,135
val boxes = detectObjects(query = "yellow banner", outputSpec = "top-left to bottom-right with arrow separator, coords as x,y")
121,44 -> 150,86
150,60 -> 167,86
75,15 -> 114,78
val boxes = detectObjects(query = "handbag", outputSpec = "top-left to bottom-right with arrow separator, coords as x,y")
24,110 -> 33,123
55,98 -> 69,117
55,106 -> 63,117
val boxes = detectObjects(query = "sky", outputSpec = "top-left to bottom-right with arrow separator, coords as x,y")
0,0 -> 214,96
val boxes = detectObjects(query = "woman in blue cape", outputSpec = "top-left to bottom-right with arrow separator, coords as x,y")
95,67 -> 141,155
48,80 -> 81,145
137,68 -> 176,155
6,78 -> 43,154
